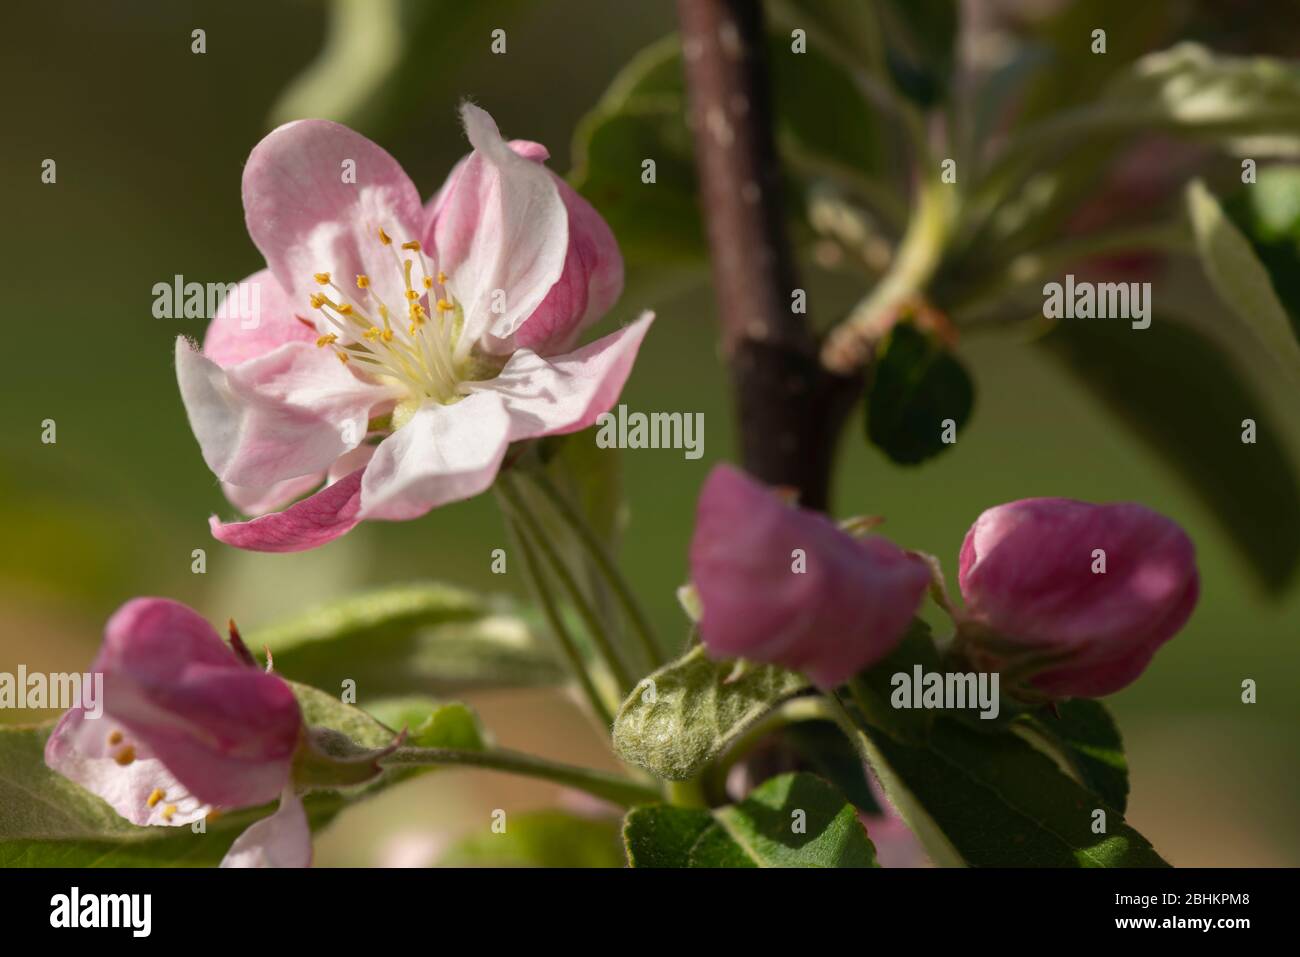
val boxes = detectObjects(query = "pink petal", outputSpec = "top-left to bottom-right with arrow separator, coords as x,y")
202,269 -> 316,368
221,472 -> 325,517
690,466 -> 930,689
219,789 -> 312,868
480,312 -> 653,442
359,390 -> 512,521
176,337 -> 395,487
211,466 -> 366,553
44,708 -> 209,828
242,119 -> 425,316
430,105 -> 569,350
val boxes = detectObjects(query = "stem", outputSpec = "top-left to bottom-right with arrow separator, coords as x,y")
677,0 -> 860,510
495,489 -> 616,729
522,468 -> 663,672
820,177 -> 951,373
385,746 -> 660,808
498,476 -> 635,694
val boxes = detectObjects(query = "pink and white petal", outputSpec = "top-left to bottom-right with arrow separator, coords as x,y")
222,471 -> 325,517
431,105 -> 568,347
202,269 -> 317,368
219,789 -> 312,868
359,391 -> 512,521
242,119 -> 425,312
423,138 -> 551,224
211,466 -> 366,553
44,708 -> 208,828
176,337 -> 395,487
495,170 -> 625,356
479,312 -> 652,442
98,597 -> 236,676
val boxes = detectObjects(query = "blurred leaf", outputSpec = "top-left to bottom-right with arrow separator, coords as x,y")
878,0 -> 958,106
1016,700 -> 1130,814
847,712 -> 1167,867
624,773 -> 877,867
248,583 -> 563,696
270,0 -> 525,135
613,646 -> 809,780
0,683 -> 411,867
1187,179 -> 1300,383
571,28 -> 887,266
1223,165 -> 1300,341
438,811 -> 623,868
865,322 -> 974,465
1040,317 -> 1300,591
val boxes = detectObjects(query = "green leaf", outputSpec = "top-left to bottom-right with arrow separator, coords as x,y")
613,646 -> 809,780
1015,700 -> 1129,814
1040,316 -> 1300,591
0,683 -> 418,867
782,721 -> 879,813
848,618 -> 942,743
865,322 -> 975,465
1188,178 -> 1300,382
571,29 -> 887,266
625,773 -> 877,868
437,811 -> 624,868
846,713 -> 1167,867
362,697 -> 486,752
248,583 -> 563,696
1223,165 -> 1300,341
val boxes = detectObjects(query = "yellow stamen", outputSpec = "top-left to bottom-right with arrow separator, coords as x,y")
401,240 -> 421,251
423,277 -> 433,289
310,293 -> 327,309
107,730 -> 123,746
437,271 -> 448,284
114,745 -> 136,766
316,333 -> 338,348
404,290 -> 419,301
378,226 -> 392,245
336,303 -> 354,315
356,274 -> 370,289
363,327 -> 381,341
336,351 -> 350,364
436,299 -> 452,313
382,329 -> 394,342
147,788 -> 165,808
161,804 -> 177,822
313,272 -> 331,285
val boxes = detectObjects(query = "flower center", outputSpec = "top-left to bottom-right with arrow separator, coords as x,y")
307,227 -> 469,404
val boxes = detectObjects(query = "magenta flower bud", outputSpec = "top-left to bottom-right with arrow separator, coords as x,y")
957,498 -> 1199,698
689,465 -> 931,689
45,598 -> 303,827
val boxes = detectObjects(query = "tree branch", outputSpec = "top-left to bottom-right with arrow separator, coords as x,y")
677,0 -> 859,510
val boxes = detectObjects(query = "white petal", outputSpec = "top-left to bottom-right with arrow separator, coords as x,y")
219,789 -> 312,868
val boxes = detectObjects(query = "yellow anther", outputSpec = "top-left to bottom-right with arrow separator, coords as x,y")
401,240 -> 421,251
404,289 -> 419,301
315,334 -> 338,348
437,271 -> 448,284
423,277 -> 433,289
107,730 -> 123,746
410,303 -> 427,322
381,329 -> 394,342
356,274 -> 370,289
310,293 -> 327,309
409,322 -> 418,335
337,351 -> 350,364
161,804 -> 177,822
336,303 -> 354,315
436,299 -> 452,313
378,226 -> 392,245
313,272 -> 331,285
147,788 -> 165,808
363,327 -> 381,341
114,745 -> 136,766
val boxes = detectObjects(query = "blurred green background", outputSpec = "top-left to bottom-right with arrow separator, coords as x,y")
1,0 -> 1296,866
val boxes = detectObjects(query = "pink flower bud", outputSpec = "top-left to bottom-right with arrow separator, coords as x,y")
957,498 -> 1199,698
689,466 -> 931,689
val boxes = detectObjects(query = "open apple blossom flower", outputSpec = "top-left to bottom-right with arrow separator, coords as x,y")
688,465 -> 931,689
957,498 -> 1199,698
44,597 -> 310,867
177,103 -> 650,551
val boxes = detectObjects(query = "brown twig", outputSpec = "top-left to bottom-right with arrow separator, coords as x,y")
676,0 -> 860,510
